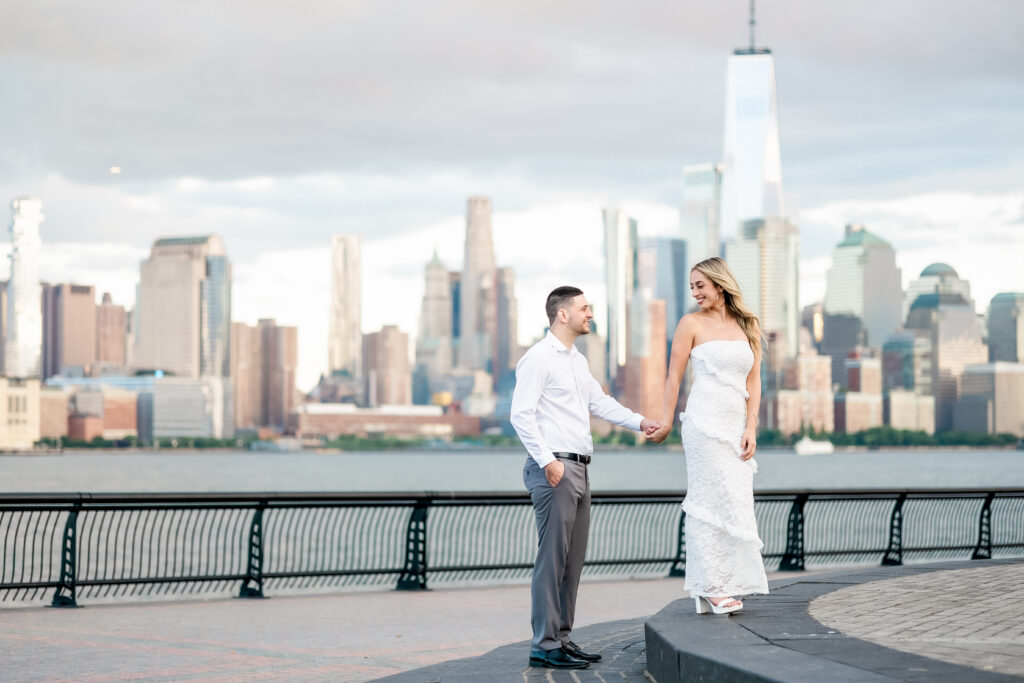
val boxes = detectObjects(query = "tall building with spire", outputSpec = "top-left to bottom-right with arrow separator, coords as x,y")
5,197 -> 44,378
416,251 -> 453,379
328,234 -> 362,382
720,3 -> 784,239
603,208 -> 638,388
133,235 -> 231,379
458,197 -> 497,372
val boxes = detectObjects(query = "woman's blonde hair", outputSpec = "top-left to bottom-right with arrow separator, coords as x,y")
692,256 -> 762,356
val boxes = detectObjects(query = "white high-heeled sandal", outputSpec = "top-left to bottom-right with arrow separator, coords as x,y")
694,595 -> 743,615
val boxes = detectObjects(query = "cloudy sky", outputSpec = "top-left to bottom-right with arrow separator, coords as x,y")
3,1 -> 1022,389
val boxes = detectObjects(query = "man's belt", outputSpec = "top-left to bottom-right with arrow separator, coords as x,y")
553,452 -> 592,465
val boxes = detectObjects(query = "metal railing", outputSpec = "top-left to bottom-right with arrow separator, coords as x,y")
1,488 -> 1022,607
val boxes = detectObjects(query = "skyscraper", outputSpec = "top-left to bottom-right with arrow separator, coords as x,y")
363,325 -> 411,407
416,251 -> 453,379
726,217 -> 800,357
42,283 -> 97,379
328,235 -> 362,381
987,293 -> 1024,363
133,235 -> 231,378
230,319 -> 297,430
906,292 -> 988,432
230,321 -> 262,431
96,292 -> 127,368
638,237 -> 688,341
260,319 -> 298,430
458,197 -> 497,372
5,197 -> 43,378
719,21 -> 784,239
904,263 -> 973,321
494,266 -> 520,382
623,291 -> 667,434
824,224 -> 903,348
603,208 -> 638,387
680,163 -> 723,271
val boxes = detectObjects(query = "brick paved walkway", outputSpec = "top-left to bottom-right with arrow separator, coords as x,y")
810,562 -> 1024,677
0,577 -> 688,682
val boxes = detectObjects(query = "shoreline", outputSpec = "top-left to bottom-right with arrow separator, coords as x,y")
2,444 -> 1020,456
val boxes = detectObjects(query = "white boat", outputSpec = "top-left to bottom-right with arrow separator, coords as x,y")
794,436 -> 835,456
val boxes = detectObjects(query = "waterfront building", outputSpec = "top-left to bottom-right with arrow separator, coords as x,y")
328,234 -> 362,383
230,319 -> 298,431
764,348 -> 833,435
96,292 -> 128,369
42,283 -> 96,379
39,387 -> 69,440
288,403 -> 480,440
834,392 -> 883,434
5,197 -> 44,378
719,32 -> 783,240
603,208 -> 638,389
575,323 -> 608,388
458,197 -> 497,373
0,281 -> 6,374
0,377 -> 40,449
363,325 -> 411,407
885,390 -> 935,434
987,292 -> 1024,362
824,224 -> 902,348
906,292 -> 988,432
133,235 -> 231,379
623,292 -> 667,438
954,363 -> 1024,437
494,266 -> 520,383
881,330 -> 933,395
415,252 -> 453,386
260,319 -> 298,430
230,322 -> 262,430
680,163 -> 723,271
903,263 -> 973,322
638,237 -> 688,342
449,271 -> 461,367
137,377 -> 234,442
726,217 -> 800,357
70,386 -> 138,440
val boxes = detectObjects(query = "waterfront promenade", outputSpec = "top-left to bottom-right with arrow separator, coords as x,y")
4,559 -> 1023,681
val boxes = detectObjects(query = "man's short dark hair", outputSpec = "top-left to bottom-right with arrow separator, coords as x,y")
546,286 -> 584,324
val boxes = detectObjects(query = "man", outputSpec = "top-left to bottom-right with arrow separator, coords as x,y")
511,285 -> 662,670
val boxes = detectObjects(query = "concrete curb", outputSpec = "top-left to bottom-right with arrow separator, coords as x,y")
644,559 -> 1023,682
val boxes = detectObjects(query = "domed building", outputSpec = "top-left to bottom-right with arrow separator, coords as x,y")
903,262 -> 974,321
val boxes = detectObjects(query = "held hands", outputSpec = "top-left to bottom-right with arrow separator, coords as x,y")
640,418 -> 669,444
740,427 -> 757,460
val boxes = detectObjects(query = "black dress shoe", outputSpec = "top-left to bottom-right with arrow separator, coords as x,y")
562,640 -> 602,662
529,648 -> 590,669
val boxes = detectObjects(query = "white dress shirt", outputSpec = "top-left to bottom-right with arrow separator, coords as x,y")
511,331 -> 644,468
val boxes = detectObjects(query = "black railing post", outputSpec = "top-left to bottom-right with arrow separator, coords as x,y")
882,493 -> 907,566
239,503 -> 266,598
51,505 -> 80,607
397,499 -> 430,590
779,494 -> 808,571
669,510 -> 686,577
971,492 -> 995,560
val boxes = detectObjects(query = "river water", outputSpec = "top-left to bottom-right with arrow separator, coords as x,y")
2,446 -> 1022,493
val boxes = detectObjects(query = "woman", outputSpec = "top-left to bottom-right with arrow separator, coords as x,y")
650,256 -> 768,614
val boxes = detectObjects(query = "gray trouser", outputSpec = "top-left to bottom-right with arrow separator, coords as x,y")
523,456 -> 591,651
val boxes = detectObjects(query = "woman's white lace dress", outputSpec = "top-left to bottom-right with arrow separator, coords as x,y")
680,340 -> 769,598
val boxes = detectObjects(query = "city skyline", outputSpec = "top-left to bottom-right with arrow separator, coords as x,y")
1,2 -> 1022,390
